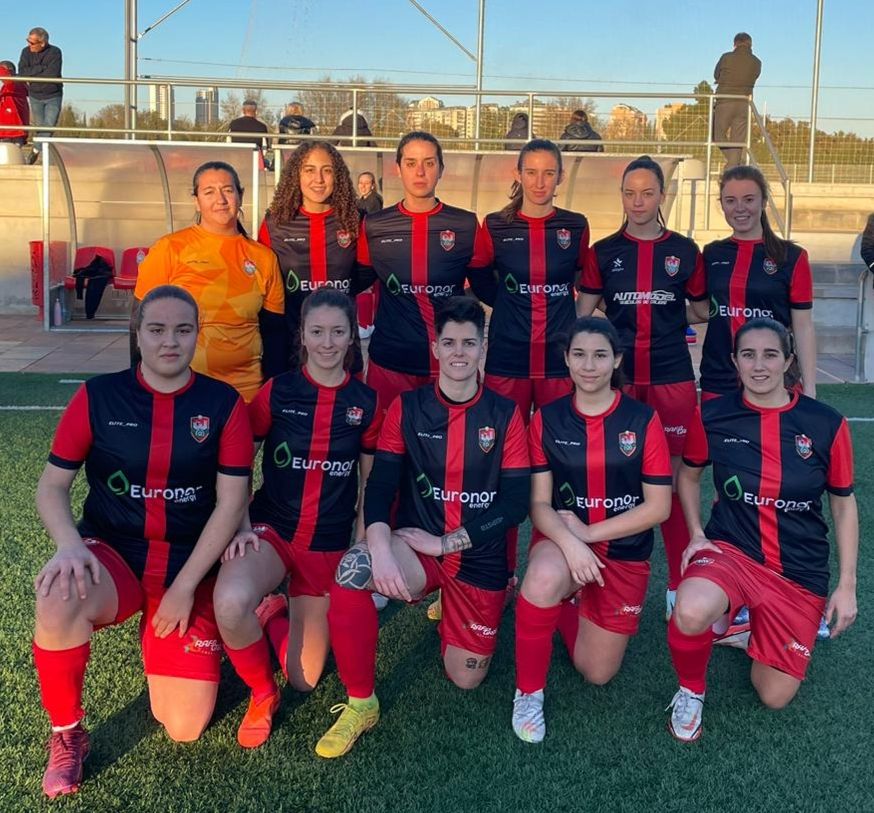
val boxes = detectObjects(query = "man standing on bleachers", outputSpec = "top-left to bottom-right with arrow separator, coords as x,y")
18,27 -> 62,164
229,99 -> 270,168
712,32 -> 761,168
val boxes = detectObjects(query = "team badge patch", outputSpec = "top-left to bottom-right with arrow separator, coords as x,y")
440,230 -> 456,251
346,406 -> 364,426
478,426 -> 496,453
795,433 -> 813,460
190,415 -> 210,443
557,228 -> 571,250
337,230 -> 352,249
243,259 -> 257,276
618,430 -> 637,457
664,255 -> 681,277
763,258 -> 778,275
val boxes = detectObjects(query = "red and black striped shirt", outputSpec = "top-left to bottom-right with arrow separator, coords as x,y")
248,368 -> 381,550
48,368 -> 253,585
357,201 -> 489,377
477,208 -> 590,379
700,238 -> 813,395
683,391 -> 853,596
581,230 -> 706,385
529,392 -> 671,560
370,384 -> 529,590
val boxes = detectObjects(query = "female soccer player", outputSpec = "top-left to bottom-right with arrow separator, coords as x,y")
698,165 -> 817,401
578,156 -> 709,617
667,318 -> 857,742
213,289 -> 381,748
258,142 -> 362,371
512,317 -> 672,742
134,161 -> 286,402
33,285 -> 252,798
314,297 -> 530,759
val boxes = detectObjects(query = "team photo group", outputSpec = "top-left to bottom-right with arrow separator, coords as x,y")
31,131 -> 859,799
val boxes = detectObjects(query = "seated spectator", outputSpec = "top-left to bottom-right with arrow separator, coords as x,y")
504,112 -> 530,150
332,109 -> 376,147
559,110 -> 603,153
229,99 -> 270,167
278,101 -> 316,144
861,213 -> 874,272
356,171 -> 383,215
0,61 -> 29,147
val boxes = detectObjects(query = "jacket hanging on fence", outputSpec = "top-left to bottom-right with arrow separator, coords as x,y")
73,255 -> 113,319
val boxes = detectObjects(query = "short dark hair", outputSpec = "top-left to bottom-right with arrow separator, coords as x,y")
435,296 -> 485,339
396,131 -> 445,171
572,110 -> 589,123
191,161 -> 247,235
564,316 -> 625,389
734,32 -> 752,46
136,285 -> 199,331
242,99 -> 257,108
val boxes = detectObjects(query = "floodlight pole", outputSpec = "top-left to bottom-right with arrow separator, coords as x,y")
124,0 -> 137,135
807,0 -> 824,182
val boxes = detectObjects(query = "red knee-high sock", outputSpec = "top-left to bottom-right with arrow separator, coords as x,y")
328,584 -> 378,699
661,494 -> 690,590
33,641 -> 90,729
506,527 -> 519,576
515,595 -> 561,694
667,617 -> 713,695
224,636 -> 277,702
264,614 -> 290,682
557,598 -> 580,657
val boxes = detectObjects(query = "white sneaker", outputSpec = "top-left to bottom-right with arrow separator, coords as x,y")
358,325 -> 375,340
371,593 -> 389,610
666,686 -> 704,742
512,689 -> 545,743
817,617 -> 830,640
665,589 -> 677,622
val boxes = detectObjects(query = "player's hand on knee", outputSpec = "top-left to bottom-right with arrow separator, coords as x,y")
680,534 -> 722,576
566,541 -> 605,587
152,582 -> 195,638
35,541 -> 101,601
221,530 -> 260,562
372,548 -> 412,602
826,583 -> 858,638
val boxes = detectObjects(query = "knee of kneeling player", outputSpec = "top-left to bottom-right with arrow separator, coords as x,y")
755,683 -> 798,710
577,660 -> 619,687
672,598 -> 714,636
159,710 -> 210,742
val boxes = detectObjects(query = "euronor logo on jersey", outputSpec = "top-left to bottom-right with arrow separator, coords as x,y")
478,426 -> 496,453
108,469 -> 131,495
440,230 -> 455,251
723,473 -> 811,511
346,406 -> 364,426
795,434 -> 813,459
243,259 -> 257,276
664,256 -> 680,277
286,269 -> 301,293
190,415 -> 210,443
107,469 -> 201,502
559,481 -> 576,508
416,471 -> 496,508
763,258 -> 778,275
618,431 -> 637,457
556,228 -> 571,250
337,230 -> 352,249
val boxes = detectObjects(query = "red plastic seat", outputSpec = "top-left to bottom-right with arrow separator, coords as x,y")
64,246 -> 116,290
114,247 -> 149,290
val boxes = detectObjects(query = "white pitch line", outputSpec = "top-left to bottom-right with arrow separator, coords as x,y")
59,379 -> 85,384
0,405 -> 65,410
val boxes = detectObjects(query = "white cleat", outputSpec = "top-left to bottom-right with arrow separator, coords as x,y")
665,589 -> 677,622
512,689 -> 546,743
666,686 -> 704,742
371,593 -> 389,611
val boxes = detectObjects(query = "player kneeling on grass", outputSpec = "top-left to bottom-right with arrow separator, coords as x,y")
513,317 -> 672,743
213,289 -> 381,748
315,296 -> 530,758
668,318 -> 858,742
33,286 -> 252,798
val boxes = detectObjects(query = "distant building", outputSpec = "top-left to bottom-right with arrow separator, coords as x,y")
148,84 -> 175,122
656,103 -> 685,139
195,87 -> 220,127
606,103 -> 648,141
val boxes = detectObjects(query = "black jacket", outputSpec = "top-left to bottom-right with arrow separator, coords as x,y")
560,121 -> 603,152
18,44 -> 62,99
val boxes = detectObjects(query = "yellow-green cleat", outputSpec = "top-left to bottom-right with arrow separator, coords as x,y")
315,699 -> 380,758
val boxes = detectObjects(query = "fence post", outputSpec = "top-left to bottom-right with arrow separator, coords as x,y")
704,94 -> 714,231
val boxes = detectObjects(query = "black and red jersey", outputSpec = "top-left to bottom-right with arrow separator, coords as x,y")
700,238 -> 813,395
358,201 -> 488,376
48,368 -> 253,585
248,368 -> 381,550
477,208 -> 590,379
581,230 -> 706,385
372,384 -> 529,590
529,392 -> 672,560
683,391 -> 853,596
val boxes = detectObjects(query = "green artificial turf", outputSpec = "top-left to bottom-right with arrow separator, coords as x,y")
0,375 -> 871,812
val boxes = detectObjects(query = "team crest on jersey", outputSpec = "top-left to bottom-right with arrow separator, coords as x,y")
337,230 -> 352,249
440,230 -> 456,251
346,406 -> 364,426
618,430 -> 637,457
664,255 -> 681,277
556,228 -> 571,250
243,259 -> 257,276
795,433 -> 813,460
478,426 -> 496,453
763,258 -> 778,275
190,415 -> 210,443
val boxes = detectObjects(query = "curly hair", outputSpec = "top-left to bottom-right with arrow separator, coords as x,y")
267,141 -> 359,236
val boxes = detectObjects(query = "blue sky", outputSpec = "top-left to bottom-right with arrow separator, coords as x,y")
3,0 -> 873,135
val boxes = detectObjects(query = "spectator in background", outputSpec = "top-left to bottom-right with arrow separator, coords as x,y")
332,109 -> 376,148
504,112 -> 530,150
0,61 -> 29,147
229,99 -> 270,168
18,27 -> 62,163
712,32 -> 762,168
559,110 -> 603,153
861,214 -> 874,272
356,171 -> 383,215
278,101 -> 316,144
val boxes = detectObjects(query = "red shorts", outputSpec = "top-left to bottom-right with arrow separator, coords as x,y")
416,553 -> 505,657
484,374 -> 572,424
254,523 -> 346,598
624,380 -> 697,456
682,541 -> 826,680
366,359 -> 433,413
87,539 -> 222,682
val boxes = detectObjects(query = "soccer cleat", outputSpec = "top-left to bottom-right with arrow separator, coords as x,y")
512,689 -> 546,743
666,687 -> 704,742
372,593 -> 389,611
426,591 -> 442,622
315,699 -> 380,758
42,724 -> 90,798
732,605 -> 750,625
255,593 -> 288,629
713,621 -> 751,650
665,589 -> 677,622
237,689 -> 281,748
817,617 -> 831,640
